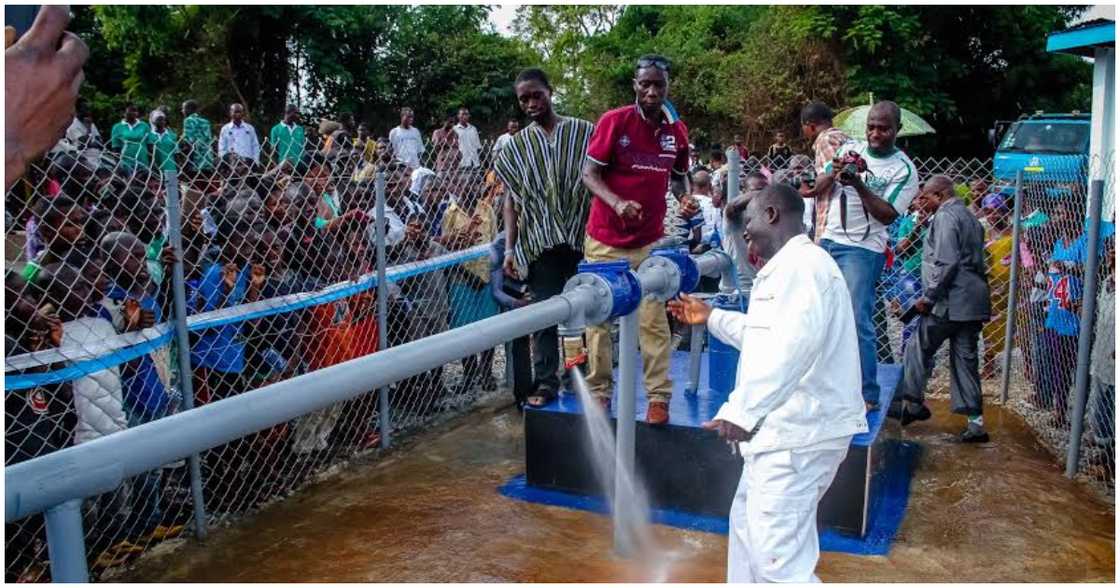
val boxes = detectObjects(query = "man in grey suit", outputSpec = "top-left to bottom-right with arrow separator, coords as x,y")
892,175 -> 992,442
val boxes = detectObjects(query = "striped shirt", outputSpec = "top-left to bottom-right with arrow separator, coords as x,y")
812,127 -> 852,241
493,116 -> 594,271
182,113 -> 215,171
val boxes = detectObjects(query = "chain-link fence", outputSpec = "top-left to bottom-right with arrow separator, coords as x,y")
5,128 -> 516,581
735,151 -> 1115,492
5,118 -> 1115,582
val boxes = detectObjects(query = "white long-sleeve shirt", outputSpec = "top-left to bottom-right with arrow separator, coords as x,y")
454,123 -> 482,167
707,234 -> 868,454
218,121 -> 261,163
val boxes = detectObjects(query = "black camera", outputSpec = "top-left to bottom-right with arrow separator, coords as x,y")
836,150 -> 868,182
785,168 -> 816,190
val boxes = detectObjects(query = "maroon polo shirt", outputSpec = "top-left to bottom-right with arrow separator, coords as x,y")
585,103 -> 690,249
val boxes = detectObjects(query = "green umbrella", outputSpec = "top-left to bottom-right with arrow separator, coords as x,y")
834,93 -> 936,138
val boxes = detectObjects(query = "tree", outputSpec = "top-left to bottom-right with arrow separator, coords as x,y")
511,5 -> 1092,156
798,5 -> 1092,155
512,5 -> 623,115
80,5 -> 534,137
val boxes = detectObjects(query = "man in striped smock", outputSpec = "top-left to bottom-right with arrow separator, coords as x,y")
493,68 -> 594,408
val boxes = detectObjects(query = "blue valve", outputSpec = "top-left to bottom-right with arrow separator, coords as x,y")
575,259 -> 642,319
651,248 -> 701,294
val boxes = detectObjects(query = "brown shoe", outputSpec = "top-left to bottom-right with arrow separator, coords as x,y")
647,401 -> 670,426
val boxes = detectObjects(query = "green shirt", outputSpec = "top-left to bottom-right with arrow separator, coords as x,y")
895,213 -> 927,274
314,191 -> 341,230
182,113 -> 215,171
110,120 -> 152,169
21,260 -> 41,282
147,234 -> 167,286
150,129 -> 179,172
269,122 -> 305,165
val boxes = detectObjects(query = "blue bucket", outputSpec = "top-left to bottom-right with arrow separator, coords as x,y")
706,295 -> 743,395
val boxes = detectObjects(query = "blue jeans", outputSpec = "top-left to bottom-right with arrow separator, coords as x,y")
820,240 -> 885,404
127,406 -> 170,535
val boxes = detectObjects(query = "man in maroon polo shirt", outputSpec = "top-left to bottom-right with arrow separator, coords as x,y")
581,53 -> 691,425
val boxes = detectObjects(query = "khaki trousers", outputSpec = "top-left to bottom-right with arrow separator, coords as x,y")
582,235 -> 673,403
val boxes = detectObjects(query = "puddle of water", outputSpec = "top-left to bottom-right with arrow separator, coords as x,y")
568,367 -> 680,581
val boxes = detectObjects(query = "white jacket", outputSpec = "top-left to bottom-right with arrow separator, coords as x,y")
62,317 -> 128,444
707,234 -> 868,454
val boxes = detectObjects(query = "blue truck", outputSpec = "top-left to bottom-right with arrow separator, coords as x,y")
991,112 -> 1090,193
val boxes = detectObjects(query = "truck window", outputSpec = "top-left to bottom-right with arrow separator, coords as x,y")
998,122 -> 1089,155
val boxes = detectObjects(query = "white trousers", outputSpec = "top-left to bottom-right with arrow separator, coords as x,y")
727,440 -> 850,583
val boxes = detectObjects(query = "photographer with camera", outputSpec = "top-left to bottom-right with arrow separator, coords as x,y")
806,100 -> 919,411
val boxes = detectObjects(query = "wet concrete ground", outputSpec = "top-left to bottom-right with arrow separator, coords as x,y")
125,398 -> 1114,582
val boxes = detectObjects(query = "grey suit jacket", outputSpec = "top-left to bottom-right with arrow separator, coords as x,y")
921,197 -> 992,322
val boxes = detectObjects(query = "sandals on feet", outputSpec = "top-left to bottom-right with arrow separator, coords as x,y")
526,386 -> 558,408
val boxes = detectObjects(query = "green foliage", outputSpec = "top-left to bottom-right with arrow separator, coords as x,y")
797,5 -> 1092,155
512,4 -> 1092,156
79,5 -> 533,136
74,5 -> 1093,155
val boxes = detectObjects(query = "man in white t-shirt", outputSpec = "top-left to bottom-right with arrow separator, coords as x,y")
816,100 -> 919,411
453,106 -> 482,168
389,107 -> 425,168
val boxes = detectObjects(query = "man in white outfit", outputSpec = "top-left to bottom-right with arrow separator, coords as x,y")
453,106 -> 482,168
669,183 -> 868,583
218,103 -> 260,164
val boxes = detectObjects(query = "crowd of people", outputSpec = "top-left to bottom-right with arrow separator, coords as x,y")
4,89 -> 533,580
3,12 -> 1114,580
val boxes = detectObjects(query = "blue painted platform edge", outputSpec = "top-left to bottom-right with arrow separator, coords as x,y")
529,352 -> 902,450
498,439 -> 922,557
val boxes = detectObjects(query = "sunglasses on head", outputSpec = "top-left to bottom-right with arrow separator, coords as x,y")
636,57 -> 669,71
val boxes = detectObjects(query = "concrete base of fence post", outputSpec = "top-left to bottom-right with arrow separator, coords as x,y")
44,499 -> 89,583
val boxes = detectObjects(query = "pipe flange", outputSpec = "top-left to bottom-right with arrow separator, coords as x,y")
637,256 -> 681,302
562,273 -> 615,326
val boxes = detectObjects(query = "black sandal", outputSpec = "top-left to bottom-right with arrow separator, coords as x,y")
526,386 -> 558,408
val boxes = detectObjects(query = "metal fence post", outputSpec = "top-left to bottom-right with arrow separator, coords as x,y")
43,499 -> 89,582
163,171 -> 208,539
1000,169 -> 1025,404
375,170 -> 392,449
726,147 -> 741,202
1065,179 -> 1106,478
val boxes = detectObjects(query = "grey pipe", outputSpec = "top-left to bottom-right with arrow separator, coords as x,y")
6,286 -> 600,522
727,147 -> 741,201
375,171 -> 392,449
686,323 -> 705,395
694,248 -> 733,290
162,171 -> 208,539
613,309 -> 640,556
44,499 -> 88,582
1065,179 -> 1105,478
1000,169 -> 1026,404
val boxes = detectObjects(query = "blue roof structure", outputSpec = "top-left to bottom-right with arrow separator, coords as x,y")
1047,18 -> 1115,56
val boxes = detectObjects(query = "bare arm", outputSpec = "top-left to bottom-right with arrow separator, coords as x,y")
503,191 -> 518,253
582,159 -> 642,221
846,174 -> 900,224
582,159 -> 624,212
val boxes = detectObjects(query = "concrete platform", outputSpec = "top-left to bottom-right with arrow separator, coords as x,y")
525,350 -> 902,537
